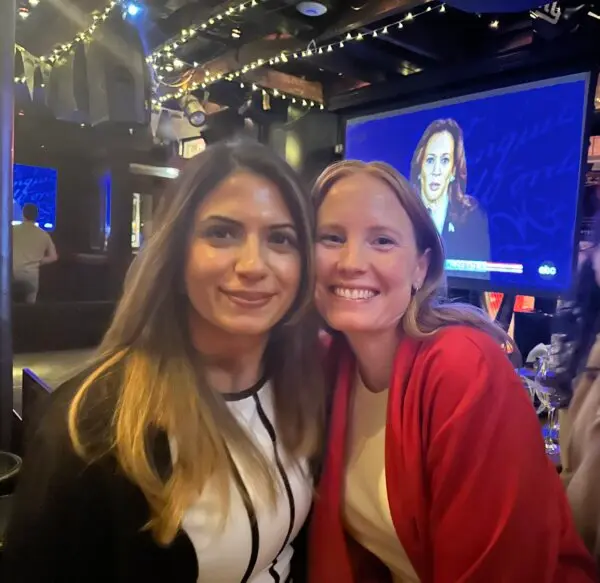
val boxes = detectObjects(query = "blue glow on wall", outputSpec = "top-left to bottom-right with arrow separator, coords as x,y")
13,164 -> 58,231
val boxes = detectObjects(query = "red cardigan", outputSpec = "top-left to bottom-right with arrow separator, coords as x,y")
309,326 -> 598,583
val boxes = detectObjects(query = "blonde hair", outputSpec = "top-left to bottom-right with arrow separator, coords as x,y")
313,160 -> 511,346
68,140 -> 325,545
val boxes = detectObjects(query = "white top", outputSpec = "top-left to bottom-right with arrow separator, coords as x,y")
179,380 -> 312,583
425,194 -> 449,236
12,222 -> 55,276
344,375 -> 420,583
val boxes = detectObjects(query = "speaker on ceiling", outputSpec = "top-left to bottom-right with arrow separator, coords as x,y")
85,17 -> 150,127
46,44 -> 88,123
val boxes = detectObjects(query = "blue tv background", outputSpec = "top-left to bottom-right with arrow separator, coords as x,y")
13,163 -> 58,231
345,74 -> 589,294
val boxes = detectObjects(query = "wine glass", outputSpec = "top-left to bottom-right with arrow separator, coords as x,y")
534,353 -> 560,456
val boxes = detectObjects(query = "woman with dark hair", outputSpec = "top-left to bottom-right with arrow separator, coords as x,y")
553,216 -> 600,398
555,213 -> 600,566
308,160 -> 595,582
3,140 -> 325,582
410,118 -> 490,274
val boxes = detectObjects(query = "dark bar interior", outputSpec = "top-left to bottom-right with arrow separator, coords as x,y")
3,0 -> 600,577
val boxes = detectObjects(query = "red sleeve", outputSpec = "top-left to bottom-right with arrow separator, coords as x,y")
425,328 -> 597,583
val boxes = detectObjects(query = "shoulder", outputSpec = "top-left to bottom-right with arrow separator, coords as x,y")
415,326 -> 516,402
33,362 -> 121,460
453,196 -> 487,223
422,325 -> 504,363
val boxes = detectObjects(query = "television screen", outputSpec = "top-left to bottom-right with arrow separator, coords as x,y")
13,163 -> 58,231
345,73 -> 590,295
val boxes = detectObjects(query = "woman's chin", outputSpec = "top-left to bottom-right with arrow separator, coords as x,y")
323,314 -> 377,336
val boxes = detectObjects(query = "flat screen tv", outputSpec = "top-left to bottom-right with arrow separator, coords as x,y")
345,73 -> 590,295
13,163 -> 58,231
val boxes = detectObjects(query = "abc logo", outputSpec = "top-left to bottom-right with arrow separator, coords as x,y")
538,262 -> 557,278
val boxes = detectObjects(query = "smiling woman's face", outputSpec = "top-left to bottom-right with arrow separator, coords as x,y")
184,171 -> 301,340
419,130 -> 455,205
315,172 -> 429,335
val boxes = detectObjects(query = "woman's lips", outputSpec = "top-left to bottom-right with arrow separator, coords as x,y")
429,182 -> 441,191
221,289 -> 275,308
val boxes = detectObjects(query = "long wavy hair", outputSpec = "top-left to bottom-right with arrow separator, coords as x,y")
313,160 -> 510,345
68,139 -> 325,545
409,118 -> 478,223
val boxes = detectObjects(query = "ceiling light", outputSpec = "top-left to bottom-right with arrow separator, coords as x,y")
232,28 -> 241,38
126,3 -> 141,17
296,1 -> 328,17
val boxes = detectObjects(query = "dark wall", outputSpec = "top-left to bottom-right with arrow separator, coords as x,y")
15,138 -> 98,257
270,107 -> 342,186
14,123 -> 120,302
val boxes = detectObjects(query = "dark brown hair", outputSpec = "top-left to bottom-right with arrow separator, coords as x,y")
69,139 -> 325,544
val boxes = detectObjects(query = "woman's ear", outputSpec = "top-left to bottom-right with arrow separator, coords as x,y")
415,248 -> 431,288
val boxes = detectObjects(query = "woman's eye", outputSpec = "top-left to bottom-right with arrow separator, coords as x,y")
269,231 -> 297,247
425,156 -> 435,166
441,156 -> 451,166
373,236 -> 396,247
318,233 -> 344,246
203,226 -> 236,241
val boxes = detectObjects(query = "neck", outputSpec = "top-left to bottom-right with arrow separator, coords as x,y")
346,327 -> 399,393
189,310 -> 267,394
425,190 -> 448,210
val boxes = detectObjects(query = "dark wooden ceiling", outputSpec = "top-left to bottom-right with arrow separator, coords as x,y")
15,0 -> 600,114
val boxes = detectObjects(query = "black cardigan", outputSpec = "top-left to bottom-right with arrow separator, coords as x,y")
2,373 -> 309,583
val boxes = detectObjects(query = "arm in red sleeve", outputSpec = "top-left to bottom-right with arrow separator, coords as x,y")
424,328 -> 596,583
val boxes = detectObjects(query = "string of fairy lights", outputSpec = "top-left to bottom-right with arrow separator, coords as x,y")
17,0 -> 560,115
153,2 -> 446,109
14,0 -> 121,86
148,0 -> 266,66
38,0 -> 121,64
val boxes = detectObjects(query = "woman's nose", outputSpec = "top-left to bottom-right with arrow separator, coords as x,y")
337,241 -> 367,274
235,236 -> 268,279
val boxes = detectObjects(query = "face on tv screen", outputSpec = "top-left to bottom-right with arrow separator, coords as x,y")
13,163 -> 58,231
345,73 -> 590,294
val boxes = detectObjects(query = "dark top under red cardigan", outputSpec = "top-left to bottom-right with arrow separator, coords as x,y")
309,326 -> 598,583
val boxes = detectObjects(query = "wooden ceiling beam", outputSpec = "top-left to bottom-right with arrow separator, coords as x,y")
184,0 -> 425,89
309,52 -> 387,84
360,27 -> 442,64
244,69 -> 324,103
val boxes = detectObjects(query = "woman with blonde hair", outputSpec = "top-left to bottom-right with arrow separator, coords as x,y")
308,160 -> 596,582
3,140 -> 325,583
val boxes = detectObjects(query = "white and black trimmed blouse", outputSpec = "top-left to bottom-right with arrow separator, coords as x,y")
1,372 -> 313,583
180,378 -> 312,583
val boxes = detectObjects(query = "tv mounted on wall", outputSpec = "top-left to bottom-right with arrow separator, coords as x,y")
345,72 -> 591,296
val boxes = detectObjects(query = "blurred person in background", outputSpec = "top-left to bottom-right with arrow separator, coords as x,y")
12,203 -> 58,303
557,212 -> 600,567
